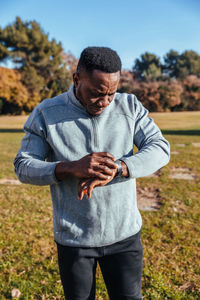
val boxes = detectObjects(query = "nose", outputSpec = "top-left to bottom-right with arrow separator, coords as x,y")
96,96 -> 110,108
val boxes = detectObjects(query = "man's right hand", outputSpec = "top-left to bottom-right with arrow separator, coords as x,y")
55,152 -> 118,181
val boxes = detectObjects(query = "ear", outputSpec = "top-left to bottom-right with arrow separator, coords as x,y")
73,72 -> 80,87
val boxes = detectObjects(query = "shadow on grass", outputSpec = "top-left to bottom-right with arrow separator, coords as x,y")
0,129 -> 24,133
162,130 -> 200,136
0,128 -> 199,136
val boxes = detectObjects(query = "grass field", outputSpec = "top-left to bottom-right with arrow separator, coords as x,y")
0,112 -> 200,299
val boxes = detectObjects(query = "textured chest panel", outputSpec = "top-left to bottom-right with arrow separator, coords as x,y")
46,111 -> 134,162
47,117 -> 92,161
95,113 -> 134,159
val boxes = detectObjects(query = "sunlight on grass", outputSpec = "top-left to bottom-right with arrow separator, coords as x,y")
0,112 -> 200,299
150,111 -> 200,130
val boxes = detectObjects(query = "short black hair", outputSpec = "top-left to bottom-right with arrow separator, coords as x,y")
76,46 -> 122,74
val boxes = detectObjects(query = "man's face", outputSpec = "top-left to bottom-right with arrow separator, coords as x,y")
73,69 -> 120,116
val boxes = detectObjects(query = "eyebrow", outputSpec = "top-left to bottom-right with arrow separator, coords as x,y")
93,89 -> 115,95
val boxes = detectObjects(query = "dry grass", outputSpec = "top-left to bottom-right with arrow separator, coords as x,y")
1,110 -> 200,130
0,115 -> 28,129
150,111 -> 200,130
0,111 -> 200,299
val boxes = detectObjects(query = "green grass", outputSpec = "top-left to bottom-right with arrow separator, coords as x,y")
0,112 -> 200,299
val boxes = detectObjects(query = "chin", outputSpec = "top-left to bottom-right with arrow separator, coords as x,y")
88,107 -> 105,116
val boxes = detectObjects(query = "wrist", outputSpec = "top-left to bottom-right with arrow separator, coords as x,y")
115,160 -> 129,178
115,160 -> 123,177
55,161 -> 75,181
121,161 -> 129,177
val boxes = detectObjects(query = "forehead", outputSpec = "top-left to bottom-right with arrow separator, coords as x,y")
83,69 -> 120,91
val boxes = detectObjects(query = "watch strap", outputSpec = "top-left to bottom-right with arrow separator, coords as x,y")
115,159 -> 123,177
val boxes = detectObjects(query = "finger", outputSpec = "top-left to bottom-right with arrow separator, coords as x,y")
78,180 -> 88,200
81,187 -> 88,200
93,164 -> 115,176
89,170 -> 111,180
88,179 -> 100,199
88,184 -> 93,199
95,157 -> 118,169
78,185 -> 84,200
79,177 -> 95,200
88,175 -> 113,197
93,152 -> 116,161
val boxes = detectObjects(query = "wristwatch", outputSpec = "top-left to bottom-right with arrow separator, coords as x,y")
115,159 -> 123,177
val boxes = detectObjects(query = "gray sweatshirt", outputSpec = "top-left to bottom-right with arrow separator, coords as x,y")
14,85 -> 170,247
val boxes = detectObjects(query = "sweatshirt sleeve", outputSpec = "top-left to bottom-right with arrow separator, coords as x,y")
120,97 -> 170,178
14,105 -> 59,186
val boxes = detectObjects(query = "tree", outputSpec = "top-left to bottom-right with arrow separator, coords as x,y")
117,70 -> 134,93
0,17 -> 73,113
182,75 -> 200,110
163,49 -> 179,77
61,50 -> 78,76
158,80 -> 183,110
0,66 -> 29,114
164,50 -> 200,79
133,52 -> 162,81
177,50 -> 200,79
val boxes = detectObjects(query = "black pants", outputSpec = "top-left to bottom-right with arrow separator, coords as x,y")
56,231 -> 143,300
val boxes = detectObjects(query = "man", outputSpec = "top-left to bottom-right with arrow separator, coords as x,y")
14,47 -> 170,299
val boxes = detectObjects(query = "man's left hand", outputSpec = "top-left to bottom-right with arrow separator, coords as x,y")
78,171 -> 116,200
78,161 -> 129,200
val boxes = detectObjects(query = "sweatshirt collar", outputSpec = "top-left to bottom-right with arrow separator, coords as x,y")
68,84 -> 86,111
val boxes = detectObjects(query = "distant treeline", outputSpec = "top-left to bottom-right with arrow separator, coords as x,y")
0,17 -> 200,114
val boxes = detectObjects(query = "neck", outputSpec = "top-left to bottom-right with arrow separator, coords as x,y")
73,85 -> 85,107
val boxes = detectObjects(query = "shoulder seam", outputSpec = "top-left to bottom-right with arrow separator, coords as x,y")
38,93 -> 69,113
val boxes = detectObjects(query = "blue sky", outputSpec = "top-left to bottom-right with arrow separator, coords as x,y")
1,0 -> 200,69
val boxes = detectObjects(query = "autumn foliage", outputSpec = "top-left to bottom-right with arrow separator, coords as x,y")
118,71 -> 200,112
0,17 -> 77,114
0,66 -> 29,114
0,17 -> 200,114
